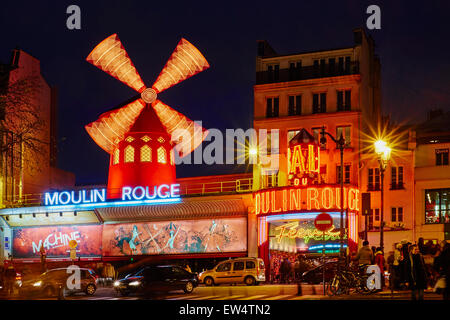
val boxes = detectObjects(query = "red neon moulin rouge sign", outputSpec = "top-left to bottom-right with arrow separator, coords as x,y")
254,185 -> 360,215
288,129 -> 320,186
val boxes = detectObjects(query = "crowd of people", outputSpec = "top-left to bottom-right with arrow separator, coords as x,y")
269,250 -> 326,283
355,238 -> 450,300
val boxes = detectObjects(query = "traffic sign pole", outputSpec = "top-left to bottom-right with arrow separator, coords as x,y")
322,231 -> 325,295
314,212 -> 334,296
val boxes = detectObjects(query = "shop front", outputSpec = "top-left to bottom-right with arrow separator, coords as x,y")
1,188 -> 250,275
254,184 -> 360,281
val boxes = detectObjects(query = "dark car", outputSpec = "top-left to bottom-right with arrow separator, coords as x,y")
114,265 -> 198,296
19,267 -> 97,298
300,261 -> 338,284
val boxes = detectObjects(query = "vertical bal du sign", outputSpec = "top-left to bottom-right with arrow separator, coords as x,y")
288,129 -> 320,186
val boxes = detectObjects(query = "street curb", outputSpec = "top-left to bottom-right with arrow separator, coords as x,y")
195,284 -> 324,296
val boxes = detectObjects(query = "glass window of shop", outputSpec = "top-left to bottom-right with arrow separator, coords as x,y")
425,189 -> 450,224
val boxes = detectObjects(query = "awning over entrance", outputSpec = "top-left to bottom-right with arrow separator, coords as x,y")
96,198 -> 248,222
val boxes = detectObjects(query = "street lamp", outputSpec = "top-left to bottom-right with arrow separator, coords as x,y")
374,139 -> 391,253
320,126 -> 346,267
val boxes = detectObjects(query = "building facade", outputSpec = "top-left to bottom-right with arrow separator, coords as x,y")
414,110 -> 450,244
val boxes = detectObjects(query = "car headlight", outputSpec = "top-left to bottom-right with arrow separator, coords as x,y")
113,281 -> 121,287
129,281 -> 141,286
33,281 -> 42,287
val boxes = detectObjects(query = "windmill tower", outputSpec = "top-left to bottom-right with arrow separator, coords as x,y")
85,34 -> 209,199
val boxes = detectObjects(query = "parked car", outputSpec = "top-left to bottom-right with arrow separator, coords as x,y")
300,261 -> 338,284
114,264 -> 198,296
18,267 -> 97,298
199,257 -> 265,286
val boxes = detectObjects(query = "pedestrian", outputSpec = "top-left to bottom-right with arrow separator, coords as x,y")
418,237 -> 427,255
280,258 -> 290,284
374,247 -> 386,289
355,240 -> 374,266
387,251 -> 394,292
406,244 -> 428,300
393,243 -> 403,290
434,241 -> 450,300
293,257 -> 300,280
4,265 -> 16,296
400,240 -> 410,287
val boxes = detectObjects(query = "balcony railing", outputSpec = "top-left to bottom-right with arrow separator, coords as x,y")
256,61 -> 360,85
0,178 -> 255,209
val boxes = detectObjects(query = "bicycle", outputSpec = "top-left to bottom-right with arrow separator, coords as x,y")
327,264 -> 377,296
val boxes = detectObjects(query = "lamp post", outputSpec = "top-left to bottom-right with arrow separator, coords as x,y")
320,126 -> 346,267
374,140 -> 391,253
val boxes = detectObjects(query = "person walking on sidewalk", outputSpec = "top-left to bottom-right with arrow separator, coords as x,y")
406,244 -> 428,300
374,247 -> 386,289
355,240 -> 374,266
435,241 -> 450,300
392,243 -> 403,290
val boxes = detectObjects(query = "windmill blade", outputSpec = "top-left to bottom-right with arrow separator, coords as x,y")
85,99 -> 146,153
152,100 -> 208,157
152,38 -> 209,94
86,34 -> 146,93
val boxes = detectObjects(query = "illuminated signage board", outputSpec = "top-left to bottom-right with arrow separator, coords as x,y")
13,225 -> 102,258
44,184 -> 181,207
287,129 -> 320,186
267,212 -> 347,254
102,217 -> 248,256
254,185 -> 360,215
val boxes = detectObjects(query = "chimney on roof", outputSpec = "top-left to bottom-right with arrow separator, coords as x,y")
427,108 -> 443,120
257,40 -> 277,57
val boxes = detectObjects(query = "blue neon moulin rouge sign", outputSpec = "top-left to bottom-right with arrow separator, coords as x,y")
44,184 -> 181,207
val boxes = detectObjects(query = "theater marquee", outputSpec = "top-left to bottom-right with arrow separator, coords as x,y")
254,185 -> 360,215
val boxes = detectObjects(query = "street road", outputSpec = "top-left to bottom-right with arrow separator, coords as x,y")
1,284 -> 444,300
62,285 -> 446,301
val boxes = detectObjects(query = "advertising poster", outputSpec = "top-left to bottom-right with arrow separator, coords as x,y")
13,225 -> 103,258
102,217 -> 247,256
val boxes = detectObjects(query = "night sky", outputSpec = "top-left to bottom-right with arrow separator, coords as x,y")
1,1 -> 449,185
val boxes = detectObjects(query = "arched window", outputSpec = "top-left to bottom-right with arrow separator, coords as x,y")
157,146 -> 167,164
124,145 -> 135,163
113,148 -> 120,165
140,145 -> 152,162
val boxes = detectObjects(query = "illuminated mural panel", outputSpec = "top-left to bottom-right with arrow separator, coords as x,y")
12,225 -> 103,258
102,217 -> 247,256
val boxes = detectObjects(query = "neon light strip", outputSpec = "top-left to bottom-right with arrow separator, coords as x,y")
266,212 -> 341,222
0,198 -> 182,215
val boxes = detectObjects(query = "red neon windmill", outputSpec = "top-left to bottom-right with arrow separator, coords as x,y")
85,34 -> 210,199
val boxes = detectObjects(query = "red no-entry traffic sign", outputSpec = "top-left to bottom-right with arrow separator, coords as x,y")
314,213 -> 333,232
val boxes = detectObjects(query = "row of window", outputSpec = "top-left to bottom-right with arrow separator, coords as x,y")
368,167 -> 404,191
266,90 -> 351,118
367,207 -> 404,226
287,126 -> 351,149
113,145 -> 173,165
266,56 -> 353,82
